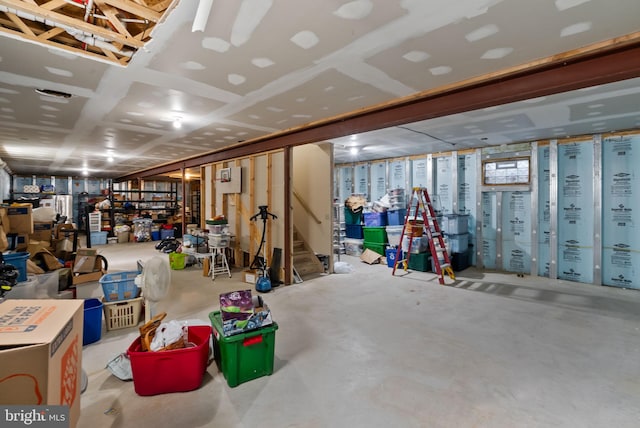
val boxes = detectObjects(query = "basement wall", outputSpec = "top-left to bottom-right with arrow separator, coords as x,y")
335,131 -> 640,290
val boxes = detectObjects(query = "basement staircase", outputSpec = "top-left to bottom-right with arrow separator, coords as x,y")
292,227 -> 325,282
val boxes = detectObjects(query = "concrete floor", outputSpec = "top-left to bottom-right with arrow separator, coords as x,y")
77,241 -> 640,428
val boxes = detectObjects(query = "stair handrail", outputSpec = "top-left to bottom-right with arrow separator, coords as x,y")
293,188 -> 322,224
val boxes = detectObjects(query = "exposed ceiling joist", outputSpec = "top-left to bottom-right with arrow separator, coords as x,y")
0,0 -> 170,64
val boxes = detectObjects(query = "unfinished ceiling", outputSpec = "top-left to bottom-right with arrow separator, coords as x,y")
0,0 -> 639,178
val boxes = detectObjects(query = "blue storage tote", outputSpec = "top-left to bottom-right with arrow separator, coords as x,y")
160,228 -> 175,239
3,251 -> 29,282
386,209 -> 407,226
99,271 -> 140,302
363,211 -> 387,226
345,224 -> 364,239
83,298 -> 103,345
91,231 -> 108,245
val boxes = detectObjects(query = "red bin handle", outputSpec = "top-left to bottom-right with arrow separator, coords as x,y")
243,335 -> 263,346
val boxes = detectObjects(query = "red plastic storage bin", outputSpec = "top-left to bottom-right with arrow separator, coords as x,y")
127,325 -> 212,396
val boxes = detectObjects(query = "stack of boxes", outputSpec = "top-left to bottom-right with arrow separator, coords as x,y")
363,210 -> 388,256
442,214 -> 472,271
343,206 -> 364,256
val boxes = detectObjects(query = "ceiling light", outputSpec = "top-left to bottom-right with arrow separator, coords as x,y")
350,147 -> 359,155
107,156 -> 114,162
173,117 -> 182,129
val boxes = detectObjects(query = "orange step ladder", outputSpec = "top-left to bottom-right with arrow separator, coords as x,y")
392,187 -> 455,285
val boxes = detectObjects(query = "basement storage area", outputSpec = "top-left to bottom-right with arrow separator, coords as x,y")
334,133 -> 640,290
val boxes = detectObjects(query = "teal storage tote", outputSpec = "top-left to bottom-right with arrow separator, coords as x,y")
408,252 -> 430,272
209,311 -> 278,388
344,207 -> 363,225
362,226 -> 388,244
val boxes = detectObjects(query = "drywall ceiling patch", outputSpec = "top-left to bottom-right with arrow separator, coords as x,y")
267,106 -> 284,113
127,111 -> 144,116
429,66 -> 452,76
202,37 -> 231,52
560,22 -> 592,37
403,50 -> 430,62
228,74 -> 246,85
481,47 -> 513,59
333,0 -> 373,20
555,0 -> 591,11
138,102 -> 154,108
291,31 -> 319,49
120,118 -> 132,123
231,0 -> 273,47
252,57 -> 274,68
465,24 -> 499,42
181,61 -> 206,70
0,107 -> 13,112
45,67 -> 73,77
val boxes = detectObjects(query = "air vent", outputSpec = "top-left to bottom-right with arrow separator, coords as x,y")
35,89 -> 72,99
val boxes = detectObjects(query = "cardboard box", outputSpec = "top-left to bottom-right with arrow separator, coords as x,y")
0,299 -> 83,428
72,269 -> 106,285
7,204 -> 33,234
55,223 -> 76,240
73,248 -> 97,274
29,221 -> 54,243
15,233 -> 29,251
242,269 -> 256,284
360,248 -> 383,264
0,206 -> 10,230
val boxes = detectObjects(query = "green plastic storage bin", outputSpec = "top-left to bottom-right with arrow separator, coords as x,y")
362,226 -> 388,244
209,311 -> 278,388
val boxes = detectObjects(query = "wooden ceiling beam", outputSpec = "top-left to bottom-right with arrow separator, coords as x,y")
40,0 -> 68,11
0,26 -> 120,62
37,25 -> 65,40
102,0 -> 161,22
0,0 -> 145,48
94,1 -> 134,39
6,11 -> 34,36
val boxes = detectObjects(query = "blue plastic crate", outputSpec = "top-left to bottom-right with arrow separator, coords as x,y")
91,231 -> 108,245
345,224 -> 364,239
99,270 -> 140,302
363,211 -> 387,227
386,209 -> 407,226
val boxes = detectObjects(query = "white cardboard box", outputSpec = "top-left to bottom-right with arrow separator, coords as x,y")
0,299 -> 84,428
